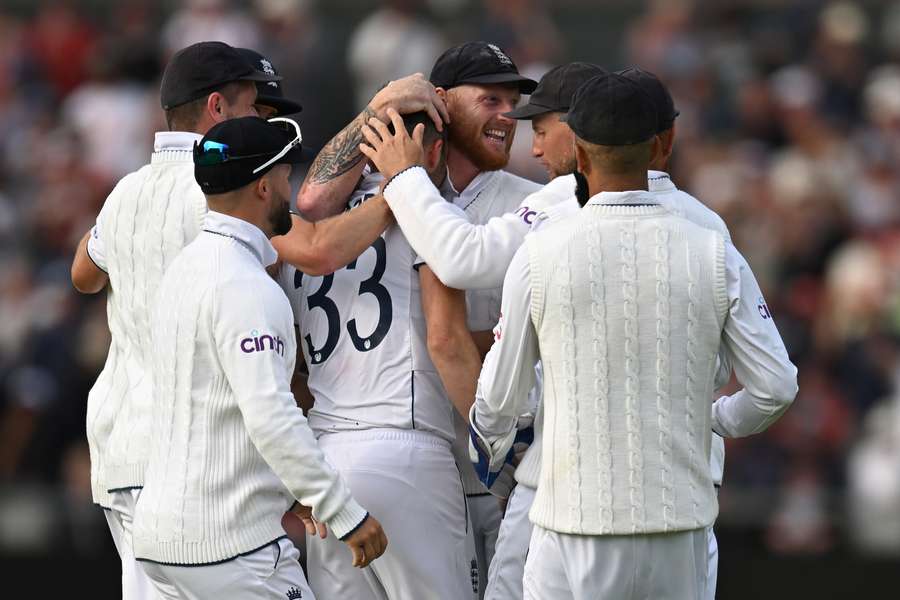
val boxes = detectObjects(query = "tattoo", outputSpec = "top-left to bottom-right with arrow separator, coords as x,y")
308,106 -> 377,184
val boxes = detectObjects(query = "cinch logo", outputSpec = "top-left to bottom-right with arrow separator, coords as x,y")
757,296 -> 772,319
240,329 -> 285,356
514,205 -> 537,224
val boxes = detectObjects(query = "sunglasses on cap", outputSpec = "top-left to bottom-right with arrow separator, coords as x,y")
195,117 -> 302,174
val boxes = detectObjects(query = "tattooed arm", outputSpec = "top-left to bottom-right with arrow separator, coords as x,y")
296,73 -> 449,222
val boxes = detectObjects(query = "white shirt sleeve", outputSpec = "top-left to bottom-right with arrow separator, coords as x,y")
472,244 -> 539,445
214,281 -> 367,539
712,244 -> 798,438
383,167 -> 567,290
86,211 -> 108,273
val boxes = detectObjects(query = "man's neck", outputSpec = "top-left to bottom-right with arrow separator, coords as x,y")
446,146 -> 482,193
209,204 -> 272,239
587,171 -> 649,196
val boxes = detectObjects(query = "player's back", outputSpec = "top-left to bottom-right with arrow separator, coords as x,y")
280,170 -> 454,442
87,132 -> 206,502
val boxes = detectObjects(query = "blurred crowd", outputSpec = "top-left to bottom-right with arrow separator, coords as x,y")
0,0 -> 898,561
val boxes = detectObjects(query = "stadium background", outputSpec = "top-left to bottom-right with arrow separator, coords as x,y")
0,0 -> 898,596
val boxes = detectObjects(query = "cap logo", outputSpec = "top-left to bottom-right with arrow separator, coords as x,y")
487,44 -> 513,67
259,58 -> 278,88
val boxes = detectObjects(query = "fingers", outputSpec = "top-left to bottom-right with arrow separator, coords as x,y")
350,544 -> 365,568
301,517 -> 316,536
316,521 -> 328,540
367,116 -> 392,143
432,90 -> 450,127
412,123 -> 425,147
386,108 -> 407,140
360,123 -> 383,148
358,143 -> 376,161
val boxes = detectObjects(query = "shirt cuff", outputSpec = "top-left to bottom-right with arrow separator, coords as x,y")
325,497 -> 369,540
382,165 -> 429,203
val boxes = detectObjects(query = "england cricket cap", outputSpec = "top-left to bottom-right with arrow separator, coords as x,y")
505,62 -> 607,120
430,41 -> 538,94
194,116 -> 308,194
616,67 -> 679,133
562,73 -> 658,146
160,41 -> 282,110
237,48 -> 303,116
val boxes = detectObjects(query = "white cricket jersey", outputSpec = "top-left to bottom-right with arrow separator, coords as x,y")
472,189 -> 798,535
134,211 -> 366,565
84,131 -> 206,506
278,168 -> 455,442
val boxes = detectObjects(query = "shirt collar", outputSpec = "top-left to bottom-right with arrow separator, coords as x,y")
441,169 -> 498,207
585,190 -> 659,207
648,170 -> 676,192
154,131 -> 203,153
203,211 -> 278,267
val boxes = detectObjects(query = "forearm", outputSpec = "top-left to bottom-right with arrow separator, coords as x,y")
711,382 -> 796,438
71,230 -> 108,294
297,106 -> 377,221
429,331 -> 483,421
384,168 -> 526,289
471,330 -> 494,360
274,199 -> 392,275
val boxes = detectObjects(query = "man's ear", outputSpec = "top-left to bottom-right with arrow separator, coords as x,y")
427,139 -> 444,170
574,141 -> 591,176
255,174 -> 270,201
206,91 -> 226,123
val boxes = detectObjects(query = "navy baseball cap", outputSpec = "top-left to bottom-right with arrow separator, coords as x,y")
237,48 -> 303,116
430,42 -> 537,94
194,117 -> 308,194
563,73 -> 658,146
160,41 -> 282,110
505,62 -> 607,120
616,67 -> 679,133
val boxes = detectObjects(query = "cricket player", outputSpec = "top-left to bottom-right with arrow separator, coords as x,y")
70,41 -> 279,599
469,72 -> 798,599
277,110 -> 476,599
342,42 -> 542,594
132,117 -> 387,599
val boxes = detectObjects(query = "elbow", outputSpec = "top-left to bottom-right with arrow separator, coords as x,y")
774,371 -> 799,411
427,328 -> 462,364
71,267 -> 105,295
301,255 -> 341,277
296,186 -> 331,223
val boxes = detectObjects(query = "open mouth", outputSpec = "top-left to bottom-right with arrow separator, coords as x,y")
484,128 -> 509,148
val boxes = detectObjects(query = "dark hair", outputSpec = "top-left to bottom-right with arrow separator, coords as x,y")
164,81 -> 246,132
389,111 -> 446,148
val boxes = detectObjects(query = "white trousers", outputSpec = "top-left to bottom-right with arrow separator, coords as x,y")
706,525 -> 718,600
484,484 -> 535,600
105,488 -> 170,600
306,429 -> 476,600
141,537 -> 314,600
523,526 -> 707,600
468,493 -> 503,598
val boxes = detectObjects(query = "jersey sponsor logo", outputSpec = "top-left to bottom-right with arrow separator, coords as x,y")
286,586 -> 303,599
470,557 -> 480,593
240,329 -> 286,356
757,296 -> 772,319
514,205 -> 537,225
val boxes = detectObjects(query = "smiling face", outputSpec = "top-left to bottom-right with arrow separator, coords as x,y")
445,83 -> 521,171
531,111 -> 577,179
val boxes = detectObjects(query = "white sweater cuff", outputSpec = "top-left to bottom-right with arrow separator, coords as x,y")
326,497 -> 369,540
382,165 -> 429,203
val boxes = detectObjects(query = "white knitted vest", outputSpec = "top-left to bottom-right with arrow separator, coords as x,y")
526,201 -> 728,535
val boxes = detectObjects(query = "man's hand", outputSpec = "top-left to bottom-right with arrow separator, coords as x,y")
370,73 -> 449,132
285,503 -> 327,540
342,514 -> 388,568
360,108 -> 426,181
